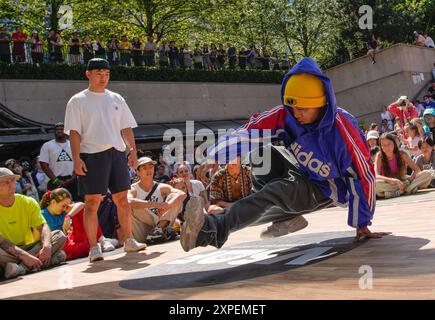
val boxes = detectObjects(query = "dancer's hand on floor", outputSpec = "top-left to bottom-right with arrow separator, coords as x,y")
354,226 -> 391,242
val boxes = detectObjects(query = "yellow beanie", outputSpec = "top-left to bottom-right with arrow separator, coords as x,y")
283,73 -> 326,108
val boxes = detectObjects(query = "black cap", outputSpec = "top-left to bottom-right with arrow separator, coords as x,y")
86,58 -> 110,71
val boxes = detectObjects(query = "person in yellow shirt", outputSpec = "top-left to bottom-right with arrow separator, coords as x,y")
119,35 -> 132,66
0,168 -> 67,280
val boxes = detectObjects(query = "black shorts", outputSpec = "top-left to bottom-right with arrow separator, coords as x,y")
78,148 -> 130,196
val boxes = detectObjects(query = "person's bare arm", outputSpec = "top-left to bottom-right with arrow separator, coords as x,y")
35,223 -> 52,266
402,152 -> 420,181
40,162 -> 56,181
160,184 -> 187,208
127,188 -> 161,209
69,130 -> 87,176
121,128 -> 138,169
0,236 -> 43,269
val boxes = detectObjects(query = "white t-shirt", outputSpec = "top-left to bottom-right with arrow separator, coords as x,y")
130,181 -> 165,225
64,89 -> 137,154
39,139 -> 74,177
190,180 -> 205,197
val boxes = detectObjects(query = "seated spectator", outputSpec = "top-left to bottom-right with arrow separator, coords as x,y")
410,117 -> 426,139
414,31 -> 426,46
416,99 -> 425,117
369,123 -> 378,131
128,157 -> 186,243
423,108 -> 435,140
30,31 -> 44,65
366,130 -> 380,148
0,168 -> 67,280
404,124 -> 423,159
9,160 -> 39,201
415,137 -> 435,188
388,96 -> 418,130
422,95 -> 435,109
424,33 -> 434,48
68,32 -> 81,65
207,156 -> 252,215
381,105 -> 395,131
170,178 -> 190,224
154,165 -> 170,183
280,53 -> 290,70
11,26 -> 27,63
374,133 -> 434,198
32,156 -> 47,199
0,26 -> 11,64
40,188 -> 117,260
380,119 -> 392,134
175,163 -> 208,208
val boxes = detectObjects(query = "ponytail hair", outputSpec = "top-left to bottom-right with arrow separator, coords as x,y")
40,188 -> 72,209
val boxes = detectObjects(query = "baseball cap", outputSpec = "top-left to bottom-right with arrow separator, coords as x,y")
366,130 -> 380,140
54,122 -> 64,129
399,95 -> 408,101
0,168 -> 20,181
86,58 -> 110,71
136,157 -> 156,170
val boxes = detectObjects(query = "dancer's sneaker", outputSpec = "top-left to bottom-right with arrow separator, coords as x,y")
180,196 -> 205,252
260,215 -> 309,239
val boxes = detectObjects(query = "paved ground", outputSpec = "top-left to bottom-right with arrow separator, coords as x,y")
1,189 -> 435,300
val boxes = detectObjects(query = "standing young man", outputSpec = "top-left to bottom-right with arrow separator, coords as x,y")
181,57 -> 389,252
39,122 -> 76,198
64,58 -> 146,262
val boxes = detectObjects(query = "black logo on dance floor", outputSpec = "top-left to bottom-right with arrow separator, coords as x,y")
57,149 -> 72,162
119,231 -> 367,291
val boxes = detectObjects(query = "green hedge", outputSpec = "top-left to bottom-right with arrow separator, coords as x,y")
0,62 -> 286,84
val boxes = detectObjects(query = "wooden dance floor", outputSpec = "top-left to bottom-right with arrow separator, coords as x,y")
1,189 -> 435,300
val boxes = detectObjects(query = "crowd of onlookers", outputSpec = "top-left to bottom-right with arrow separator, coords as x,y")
0,26 -> 292,71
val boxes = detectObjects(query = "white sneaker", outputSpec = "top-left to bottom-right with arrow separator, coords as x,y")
260,215 -> 309,239
51,250 -> 67,265
105,238 -> 119,248
124,237 -> 147,253
89,244 -> 104,262
99,236 -> 115,252
4,263 -> 27,279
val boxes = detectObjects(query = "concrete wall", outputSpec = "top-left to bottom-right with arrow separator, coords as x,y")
325,44 -> 435,125
1,43 -> 434,128
0,80 -> 281,125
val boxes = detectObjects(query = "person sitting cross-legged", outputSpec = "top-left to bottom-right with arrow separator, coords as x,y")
128,157 -> 187,243
374,133 -> 435,199
0,168 -> 67,280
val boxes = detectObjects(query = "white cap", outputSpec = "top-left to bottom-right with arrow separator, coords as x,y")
399,95 -> 408,100
136,157 -> 155,170
366,130 -> 380,140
